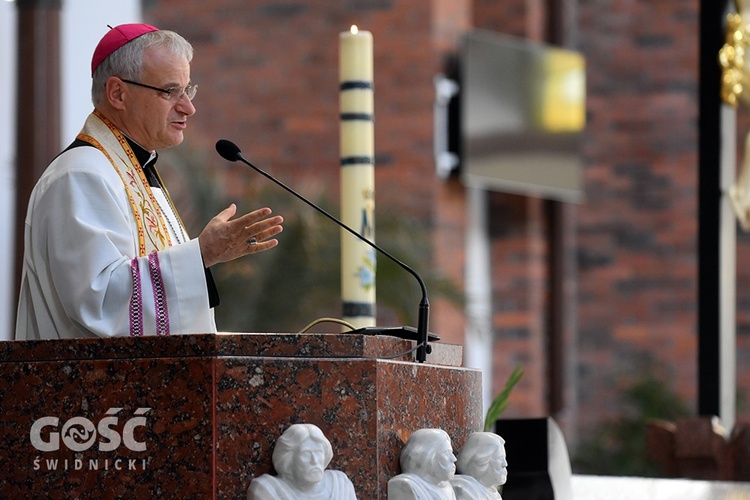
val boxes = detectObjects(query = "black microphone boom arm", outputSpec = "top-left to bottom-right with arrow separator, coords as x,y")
215,139 -> 432,362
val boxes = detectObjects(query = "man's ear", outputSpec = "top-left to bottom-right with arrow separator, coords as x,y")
105,76 -> 127,110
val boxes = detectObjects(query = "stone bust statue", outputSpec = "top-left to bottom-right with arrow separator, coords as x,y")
450,432 -> 507,500
247,423 -> 357,500
388,428 -> 457,499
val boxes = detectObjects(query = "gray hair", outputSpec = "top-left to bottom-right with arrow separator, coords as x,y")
91,29 -> 193,106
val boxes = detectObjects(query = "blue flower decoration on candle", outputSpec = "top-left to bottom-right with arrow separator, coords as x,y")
357,248 -> 376,290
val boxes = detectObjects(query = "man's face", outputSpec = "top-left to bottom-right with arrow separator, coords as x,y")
290,439 -> 326,486
119,45 -> 195,151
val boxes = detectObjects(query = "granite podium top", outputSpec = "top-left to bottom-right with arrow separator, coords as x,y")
0,332 -> 463,366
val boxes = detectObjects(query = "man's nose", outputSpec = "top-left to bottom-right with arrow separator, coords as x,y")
176,94 -> 196,115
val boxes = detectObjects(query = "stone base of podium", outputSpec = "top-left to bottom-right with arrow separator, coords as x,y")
0,333 -> 483,498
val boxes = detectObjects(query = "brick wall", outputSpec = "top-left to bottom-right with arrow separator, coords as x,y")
471,0 -> 560,420
576,1 -> 701,431
488,193 -> 550,417
144,0 -> 750,461
147,0 -> 442,218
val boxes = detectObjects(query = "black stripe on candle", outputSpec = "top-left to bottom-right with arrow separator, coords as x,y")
340,81 -> 374,91
340,112 -> 374,121
340,156 -> 375,166
343,301 -> 375,318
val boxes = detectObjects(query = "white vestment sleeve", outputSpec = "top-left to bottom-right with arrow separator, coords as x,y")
15,146 -> 216,339
132,238 -> 216,335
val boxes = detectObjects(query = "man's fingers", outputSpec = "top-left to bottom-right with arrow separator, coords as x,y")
233,207 -> 274,226
247,223 -> 284,244
200,205 -> 284,267
215,203 -> 238,222
246,237 -> 280,252
245,215 -> 284,234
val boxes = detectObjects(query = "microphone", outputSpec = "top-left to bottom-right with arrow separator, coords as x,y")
216,139 -> 434,362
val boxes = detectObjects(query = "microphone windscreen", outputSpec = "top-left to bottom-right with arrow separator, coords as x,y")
215,139 -> 241,162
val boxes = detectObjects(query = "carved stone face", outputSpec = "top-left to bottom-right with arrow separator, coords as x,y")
456,432 -> 509,489
484,444 -> 508,487
434,436 -> 458,482
291,438 -> 326,485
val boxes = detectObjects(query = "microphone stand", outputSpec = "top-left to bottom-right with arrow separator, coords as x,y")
217,141 -> 432,362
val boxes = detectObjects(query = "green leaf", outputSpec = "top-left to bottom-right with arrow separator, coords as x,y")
484,364 -> 524,431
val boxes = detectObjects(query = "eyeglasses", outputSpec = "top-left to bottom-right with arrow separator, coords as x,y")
121,79 -> 198,102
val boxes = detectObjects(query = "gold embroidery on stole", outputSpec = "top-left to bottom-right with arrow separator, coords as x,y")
76,110 -> 175,257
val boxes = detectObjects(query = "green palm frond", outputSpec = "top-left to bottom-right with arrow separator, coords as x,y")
484,365 -> 524,431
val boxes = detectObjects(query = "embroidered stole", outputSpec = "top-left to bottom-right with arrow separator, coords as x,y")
77,110 -> 180,336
